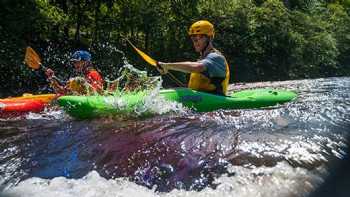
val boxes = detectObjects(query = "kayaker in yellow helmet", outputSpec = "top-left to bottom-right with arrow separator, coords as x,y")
157,20 -> 230,96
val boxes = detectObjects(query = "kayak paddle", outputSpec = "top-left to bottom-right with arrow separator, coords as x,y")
126,39 -> 185,87
126,39 -> 158,67
24,47 -> 43,70
24,46 -> 64,85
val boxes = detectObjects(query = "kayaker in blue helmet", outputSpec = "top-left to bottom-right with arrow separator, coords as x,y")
71,50 -> 91,61
45,50 -> 104,95
157,20 -> 230,96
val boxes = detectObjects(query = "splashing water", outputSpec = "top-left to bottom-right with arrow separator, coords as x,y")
89,42 -> 186,117
39,42 -> 188,119
93,52 -> 187,118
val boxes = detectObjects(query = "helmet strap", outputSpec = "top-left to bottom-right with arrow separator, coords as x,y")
200,36 -> 213,58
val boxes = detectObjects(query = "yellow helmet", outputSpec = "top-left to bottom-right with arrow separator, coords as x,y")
188,20 -> 215,38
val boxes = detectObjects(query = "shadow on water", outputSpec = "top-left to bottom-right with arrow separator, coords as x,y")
0,114 -> 240,192
0,77 -> 349,195
308,142 -> 350,197
90,114 -> 240,191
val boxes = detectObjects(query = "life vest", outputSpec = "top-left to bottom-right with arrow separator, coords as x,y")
85,68 -> 104,92
67,77 -> 90,95
68,67 -> 104,95
188,50 -> 230,95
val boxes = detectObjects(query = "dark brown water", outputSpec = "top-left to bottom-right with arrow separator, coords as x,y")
1,77 -> 349,197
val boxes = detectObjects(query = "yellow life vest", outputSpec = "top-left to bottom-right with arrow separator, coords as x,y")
67,77 -> 92,95
188,51 -> 230,95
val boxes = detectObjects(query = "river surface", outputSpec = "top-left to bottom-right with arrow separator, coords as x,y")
1,77 -> 349,197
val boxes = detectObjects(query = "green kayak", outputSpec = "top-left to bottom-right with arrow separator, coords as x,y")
58,88 -> 297,119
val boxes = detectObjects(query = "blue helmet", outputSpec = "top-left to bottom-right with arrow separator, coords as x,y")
71,50 -> 91,62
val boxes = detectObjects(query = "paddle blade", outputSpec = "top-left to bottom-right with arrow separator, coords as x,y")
24,47 -> 42,69
126,39 -> 157,66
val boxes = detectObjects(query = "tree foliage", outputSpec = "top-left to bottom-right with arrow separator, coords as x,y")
0,0 -> 349,96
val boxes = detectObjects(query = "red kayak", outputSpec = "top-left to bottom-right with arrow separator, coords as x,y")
0,99 -> 46,118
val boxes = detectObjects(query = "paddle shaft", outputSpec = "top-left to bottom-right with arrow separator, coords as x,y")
27,47 -> 65,85
126,39 -> 185,87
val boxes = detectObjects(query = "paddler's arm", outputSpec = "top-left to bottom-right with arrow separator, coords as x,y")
157,61 -> 206,74
45,68 -> 67,94
49,80 -> 67,94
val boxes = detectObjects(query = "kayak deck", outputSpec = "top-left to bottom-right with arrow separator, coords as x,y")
0,93 -> 58,118
0,99 -> 47,118
0,93 -> 58,103
58,88 -> 297,119
160,88 -> 297,112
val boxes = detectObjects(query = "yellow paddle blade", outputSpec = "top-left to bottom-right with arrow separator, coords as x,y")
126,39 -> 157,66
24,47 -> 42,69
126,39 -> 185,87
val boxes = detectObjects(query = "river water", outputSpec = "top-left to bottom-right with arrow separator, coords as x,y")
0,77 -> 349,197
